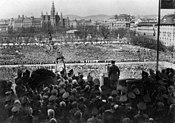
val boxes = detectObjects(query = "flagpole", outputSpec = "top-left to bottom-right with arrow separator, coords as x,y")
156,0 -> 161,80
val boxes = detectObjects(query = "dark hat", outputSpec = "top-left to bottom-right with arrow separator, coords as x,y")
137,102 -> 146,110
157,102 -> 164,111
143,95 -> 151,103
71,88 -> 77,94
17,69 -> 23,75
133,88 -> 140,95
119,95 -> 128,102
128,92 -> 136,99
62,92 -> 70,99
111,90 -> 117,96
51,89 -> 58,95
21,96 -> 30,104
108,96 -> 113,102
92,107 -> 98,115
49,95 -> 56,101
11,106 -> 20,112
59,101 -> 66,107
122,117 -> 131,123
94,78 -> 100,85
111,60 -> 115,64
74,110 -> 82,120
169,104 -> 175,112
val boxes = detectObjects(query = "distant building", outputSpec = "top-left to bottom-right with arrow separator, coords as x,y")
41,2 -> 64,28
0,2 -> 68,33
130,20 -> 137,31
105,14 -> 132,30
69,19 -> 94,29
0,20 -> 10,33
135,13 -> 175,47
159,14 -> 175,47
136,22 -> 156,38
77,19 -> 93,26
64,17 -> 71,29
70,19 -> 78,29
12,16 -> 42,31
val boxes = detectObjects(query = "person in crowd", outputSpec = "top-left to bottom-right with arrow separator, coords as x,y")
23,107 -> 34,123
15,69 -> 23,84
108,60 -> 120,90
87,107 -> 102,123
1,66 -> 175,123
71,110 -> 83,123
5,105 -> 22,123
47,109 -> 61,123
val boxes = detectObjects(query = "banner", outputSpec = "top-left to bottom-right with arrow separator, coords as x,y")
161,0 -> 175,9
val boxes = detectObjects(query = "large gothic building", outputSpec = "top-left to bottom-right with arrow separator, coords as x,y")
0,2 -> 69,33
41,2 -> 65,28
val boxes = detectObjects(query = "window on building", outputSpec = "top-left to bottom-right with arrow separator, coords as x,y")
163,32 -> 166,37
168,32 -> 171,37
173,32 -> 175,38
163,19 -> 166,22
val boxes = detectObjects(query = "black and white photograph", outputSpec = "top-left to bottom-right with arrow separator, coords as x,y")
0,0 -> 175,123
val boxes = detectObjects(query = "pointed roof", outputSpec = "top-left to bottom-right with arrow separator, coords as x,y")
60,12 -> 63,19
51,1 -> 55,15
51,1 -> 55,10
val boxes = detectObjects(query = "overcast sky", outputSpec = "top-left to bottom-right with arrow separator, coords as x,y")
0,0 -> 175,19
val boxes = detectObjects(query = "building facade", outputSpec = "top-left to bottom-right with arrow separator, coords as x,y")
106,14 -> 132,30
0,2 -> 68,33
136,22 -> 156,38
0,20 -> 10,33
159,14 -> 175,47
12,16 -> 42,31
135,14 -> 175,47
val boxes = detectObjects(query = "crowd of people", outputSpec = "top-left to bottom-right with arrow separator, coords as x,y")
0,61 -> 175,123
1,43 -> 173,65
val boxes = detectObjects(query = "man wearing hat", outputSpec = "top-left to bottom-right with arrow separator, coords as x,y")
87,107 -> 102,123
108,60 -> 120,90
5,105 -> 21,123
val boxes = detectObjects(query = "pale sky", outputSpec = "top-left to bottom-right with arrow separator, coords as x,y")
0,0 -> 174,19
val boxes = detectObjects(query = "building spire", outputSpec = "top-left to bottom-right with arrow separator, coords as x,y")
51,1 -> 55,17
60,12 -> 63,19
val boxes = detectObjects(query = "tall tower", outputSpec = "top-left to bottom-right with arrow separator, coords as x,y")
51,1 -> 55,17
50,1 -> 56,27
60,12 -> 64,27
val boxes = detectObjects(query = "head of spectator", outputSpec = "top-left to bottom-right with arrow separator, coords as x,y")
21,96 -> 30,106
111,60 -> 115,65
27,107 -> 33,116
74,110 -> 82,122
11,106 -> 20,115
122,117 -> 131,123
17,69 -> 22,78
24,69 -> 30,77
14,99 -> 21,108
47,109 -> 57,123
142,71 -> 148,79
148,118 -> 155,123
60,101 -> 66,108
48,109 -> 55,118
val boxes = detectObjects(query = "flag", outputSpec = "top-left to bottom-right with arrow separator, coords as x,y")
161,0 -> 175,9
